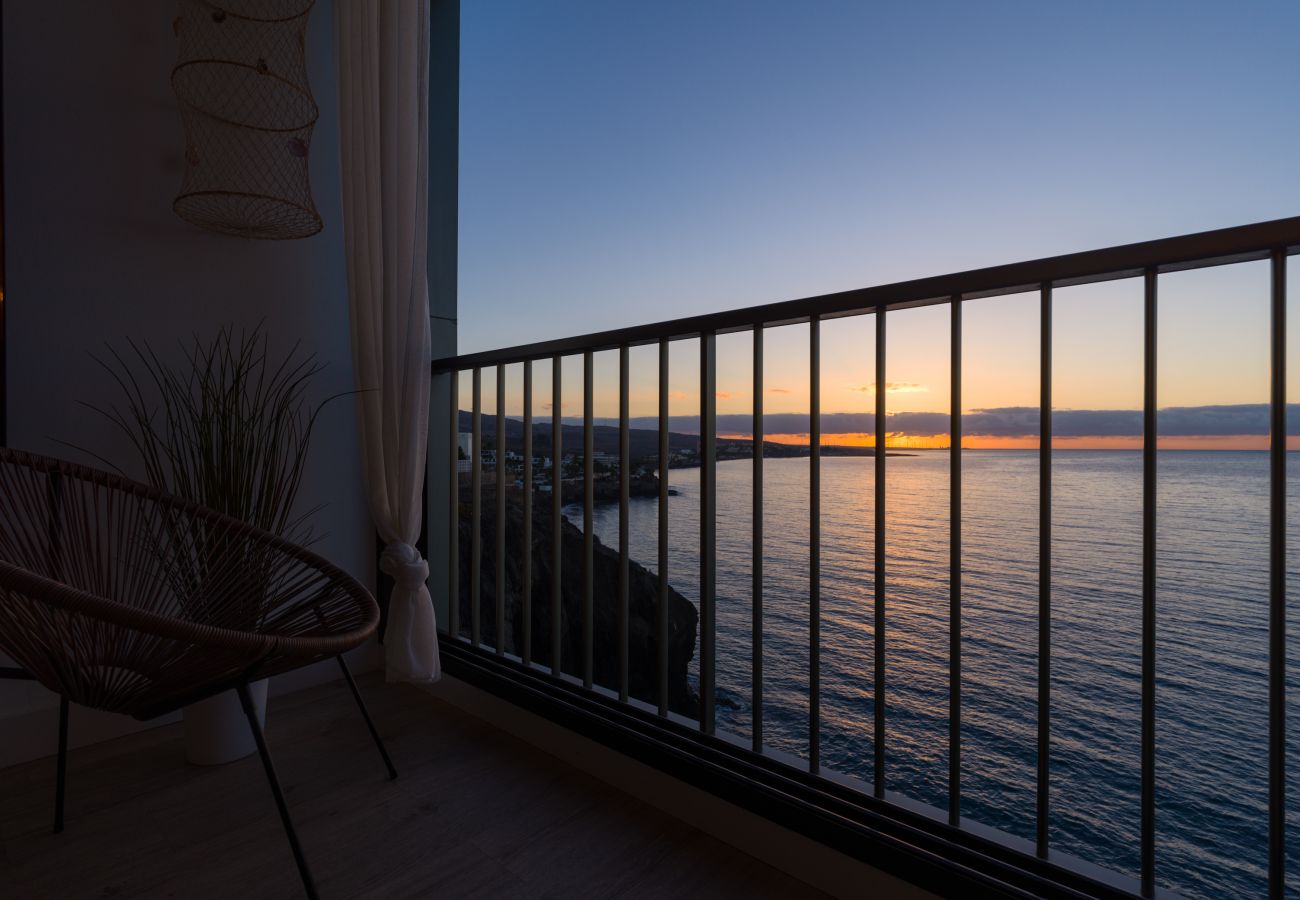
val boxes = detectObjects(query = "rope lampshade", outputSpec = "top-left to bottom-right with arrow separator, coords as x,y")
171,1 -> 322,239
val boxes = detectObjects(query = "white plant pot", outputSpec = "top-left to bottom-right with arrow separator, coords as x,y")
183,679 -> 269,766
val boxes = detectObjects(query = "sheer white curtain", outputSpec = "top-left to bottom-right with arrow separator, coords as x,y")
336,0 -> 439,683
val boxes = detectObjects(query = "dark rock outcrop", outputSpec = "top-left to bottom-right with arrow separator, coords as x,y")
457,488 -> 699,717
558,471 -> 658,505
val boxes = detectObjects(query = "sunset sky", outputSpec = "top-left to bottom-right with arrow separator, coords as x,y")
457,1 -> 1300,449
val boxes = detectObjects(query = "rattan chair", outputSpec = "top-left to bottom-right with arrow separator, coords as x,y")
0,448 -> 388,899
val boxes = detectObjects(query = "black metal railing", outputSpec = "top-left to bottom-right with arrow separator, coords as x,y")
430,216 -> 1300,899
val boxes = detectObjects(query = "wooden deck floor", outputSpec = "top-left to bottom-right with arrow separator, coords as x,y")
0,674 -> 827,899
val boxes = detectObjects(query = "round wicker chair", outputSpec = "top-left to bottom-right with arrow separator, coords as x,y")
0,448 -> 384,898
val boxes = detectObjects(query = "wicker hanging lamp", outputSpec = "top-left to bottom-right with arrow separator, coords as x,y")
171,1 -> 322,240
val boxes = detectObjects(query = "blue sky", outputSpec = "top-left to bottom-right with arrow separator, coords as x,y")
459,0 -> 1300,357
457,2 -> 1300,446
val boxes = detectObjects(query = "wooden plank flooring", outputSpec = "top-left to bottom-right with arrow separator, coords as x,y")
0,675 -> 827,899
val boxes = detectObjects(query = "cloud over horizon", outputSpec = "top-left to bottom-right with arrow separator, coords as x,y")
847,382 -> 929,394
578,403 -> 1300,437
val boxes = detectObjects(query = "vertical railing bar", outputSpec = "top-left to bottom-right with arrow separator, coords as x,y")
619,345 -> 631,703
551,356 -> 563,676
448,370 -> 460,640
810,317 -> 821,774
1141,267 -> 1157,897
874,304 -> 887,797
471,367 -> 482,647
753,326 -> 765,753
1037,282 -> 1052,859
701,332 -> 717,736
523,360 -> 534,666
949,296 -> 962,827
658,340 -> 670,716
496,364 -> 506,655
1269,248 -> 1287,900
583,350 -> 595,690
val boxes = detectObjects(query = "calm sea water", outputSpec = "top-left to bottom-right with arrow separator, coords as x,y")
573,450 -> 1300,900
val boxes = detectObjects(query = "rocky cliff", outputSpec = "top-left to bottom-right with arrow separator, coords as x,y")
456,490 -> 699,717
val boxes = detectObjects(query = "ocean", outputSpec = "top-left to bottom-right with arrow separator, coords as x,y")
571,449 -> 1300,899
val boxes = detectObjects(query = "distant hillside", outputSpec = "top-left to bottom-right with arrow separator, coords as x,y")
456,411 -> 878,461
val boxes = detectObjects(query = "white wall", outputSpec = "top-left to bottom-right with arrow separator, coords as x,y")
1,0 -> 378,764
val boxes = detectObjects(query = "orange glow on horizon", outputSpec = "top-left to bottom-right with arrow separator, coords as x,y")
723,432 -> 1297,451
756,432 -> 951,449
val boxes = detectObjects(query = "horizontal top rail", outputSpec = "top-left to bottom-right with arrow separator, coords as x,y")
433,215 -> 1300,372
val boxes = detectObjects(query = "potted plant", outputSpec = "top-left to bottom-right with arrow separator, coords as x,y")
72,324 -> 335,764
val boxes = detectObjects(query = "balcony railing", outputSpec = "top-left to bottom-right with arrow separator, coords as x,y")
429,216 -> 1300,899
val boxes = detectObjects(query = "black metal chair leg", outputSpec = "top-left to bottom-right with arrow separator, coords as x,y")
238,683 -> 318,900
53,695 -> 68,834
335,655 -> 397,780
